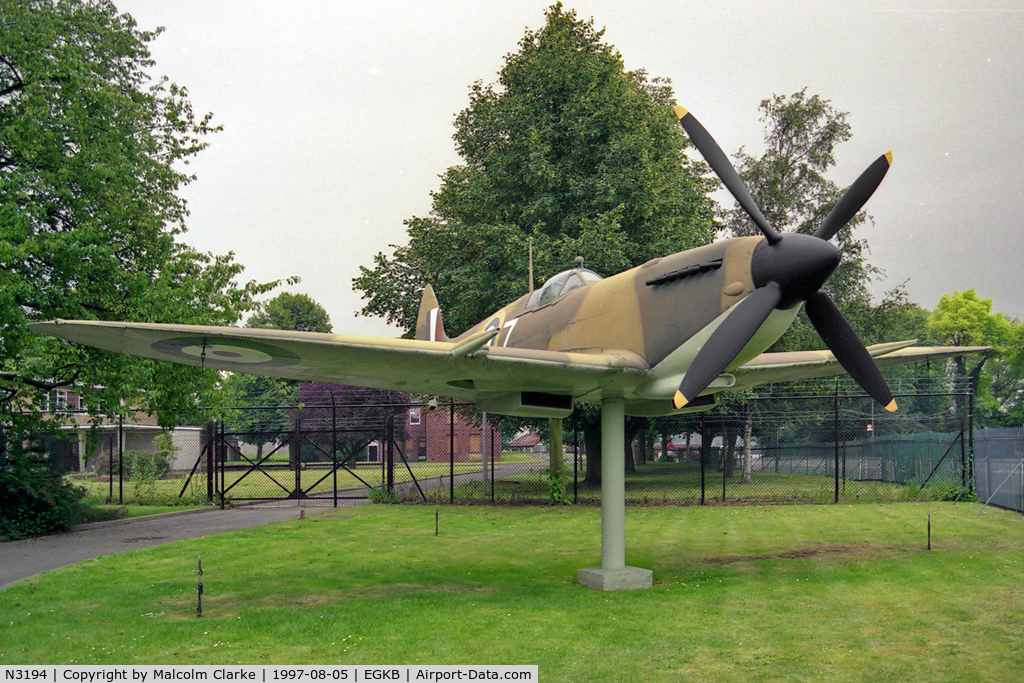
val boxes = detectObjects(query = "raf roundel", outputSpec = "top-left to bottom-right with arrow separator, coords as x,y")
151,337 -> 301,368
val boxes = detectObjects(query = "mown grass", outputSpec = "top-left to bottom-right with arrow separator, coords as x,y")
81,504 -> 211,522
70,460 -> 493,506
2,503 -> 1021,682
451,461 -> 963,506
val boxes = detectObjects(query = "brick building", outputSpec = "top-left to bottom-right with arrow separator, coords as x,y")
403,405 -> 500,463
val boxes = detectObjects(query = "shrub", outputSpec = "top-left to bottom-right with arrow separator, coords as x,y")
1,436 -> 85,540
90,444 -> 172,479
368,486 -> 403,504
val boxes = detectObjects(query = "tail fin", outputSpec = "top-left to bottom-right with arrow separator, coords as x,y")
415,284 -> 449,342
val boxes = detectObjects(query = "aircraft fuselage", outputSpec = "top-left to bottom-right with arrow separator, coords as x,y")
455,236 -> 770,370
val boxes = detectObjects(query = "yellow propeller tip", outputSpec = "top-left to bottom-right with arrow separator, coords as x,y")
885,399 -> 898,413
673,105 -> 689,120
673,391 -> 689,410
884,151 -> 893,165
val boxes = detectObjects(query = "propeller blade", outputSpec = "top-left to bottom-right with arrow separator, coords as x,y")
804,291 -> 897,412
674,106 -> 782,245
674,282 -> 782,409
814,152 -> 893,241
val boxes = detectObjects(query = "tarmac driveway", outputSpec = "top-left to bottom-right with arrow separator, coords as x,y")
0,505 -> 312,589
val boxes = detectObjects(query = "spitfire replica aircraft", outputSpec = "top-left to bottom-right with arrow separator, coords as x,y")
34,107 -> 983,590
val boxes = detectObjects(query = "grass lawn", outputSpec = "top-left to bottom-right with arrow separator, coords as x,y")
2,502 -> 1022,682
70,460 -> 494,506
81,504 -> 212,522
452,461 -> 957,506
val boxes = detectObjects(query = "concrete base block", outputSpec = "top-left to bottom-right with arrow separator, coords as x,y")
577,566 -> 653,591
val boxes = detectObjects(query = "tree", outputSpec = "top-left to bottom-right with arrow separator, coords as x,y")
224,292 -> 332,457
354,2 -> 716,336
927,290 -> 1006,350
1,433 -> 84,539
290,383 -> 410,466
222,374 -> 295,461
927,289 -> 1022,425
1,0 -> 277,427
248,292 -> 332,333
225,293 -> 412,468
352,4 -> 717,483
723,89 -> 891,352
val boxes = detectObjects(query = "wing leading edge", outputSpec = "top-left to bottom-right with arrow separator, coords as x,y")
29,319 -> 648,406
730,342 -> 990,390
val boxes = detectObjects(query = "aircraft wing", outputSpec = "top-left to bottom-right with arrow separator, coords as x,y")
29,320 -> 649,403
29,321 -> 988,417
729,341 -> 990,390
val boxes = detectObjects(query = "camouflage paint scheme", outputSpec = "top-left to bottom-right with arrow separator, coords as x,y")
32,236 -> 983,418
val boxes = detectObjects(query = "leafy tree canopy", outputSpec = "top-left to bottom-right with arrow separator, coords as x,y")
354,2 -> 716,336
927,289 -> 1009,348
1,0 -> 279,426
223,290 -> 335,443
927,289 -> 1024,425
248,292 -> 332,333
723,89 -> 908,353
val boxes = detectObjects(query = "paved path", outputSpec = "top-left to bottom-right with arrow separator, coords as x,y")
0,460 -> 549,589
0,505 -> 314,589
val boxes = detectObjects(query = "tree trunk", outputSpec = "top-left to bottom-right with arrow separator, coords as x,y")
624,419 -> 642,473
724,430 -> 737,478
742,409 -> 754,484
584,421 -> 602,485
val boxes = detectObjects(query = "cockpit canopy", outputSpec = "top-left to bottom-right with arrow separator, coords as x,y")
526,268 -> 603,309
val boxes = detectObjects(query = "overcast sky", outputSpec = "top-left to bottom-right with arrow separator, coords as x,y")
118,0 -> 1024,337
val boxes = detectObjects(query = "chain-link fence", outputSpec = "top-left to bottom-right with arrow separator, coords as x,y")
447,379 -> 975,506
975,427 -> 1024,513
31,417 -> 210,507
210,400 -> 553,507
11,378 -> 984,509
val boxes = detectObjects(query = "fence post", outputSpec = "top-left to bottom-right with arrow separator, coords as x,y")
449,399 -> 455,504
108,434 -> 114,503
722,415 -> 727,503
386,413 -> 395,494
118,414 -> 124,505
223,421 -> 229,503
700,415 -> 706,506
291,419 -> 303,498
481,411 -> 489,496
967,384 -> 975,490
332,394 -> 338,508
206,421 -> 215,503
218,421 -> 227,509
834,390 -> 840,504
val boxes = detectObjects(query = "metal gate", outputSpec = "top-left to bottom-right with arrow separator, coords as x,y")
210,403 -> 427,507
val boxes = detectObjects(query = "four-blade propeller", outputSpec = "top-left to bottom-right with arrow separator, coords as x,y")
672,106 -> 897,413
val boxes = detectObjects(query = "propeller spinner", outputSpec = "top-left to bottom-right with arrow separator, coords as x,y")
672,106 -> 897,413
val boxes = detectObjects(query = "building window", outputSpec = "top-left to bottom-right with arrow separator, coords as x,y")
46,389 -> 78,413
